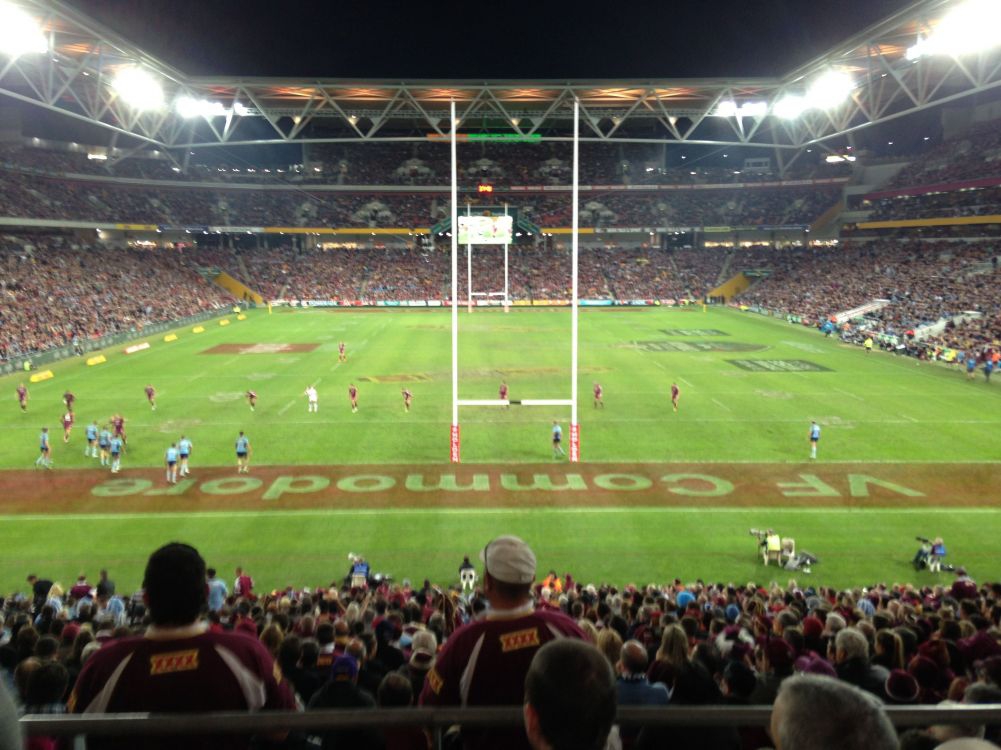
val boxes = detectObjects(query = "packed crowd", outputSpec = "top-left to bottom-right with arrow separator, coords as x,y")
0,237 -> 231,362
2,538 -> 1000,750
884,123 -> 1001,190
735,240 -> 1001,357
864,186 -> 1001,222
0,163 -> 840,229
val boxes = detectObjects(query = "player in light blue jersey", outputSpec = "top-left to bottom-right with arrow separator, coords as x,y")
178,435 -> 193,477
35,427 -> 52,468
109,435 -> 123,474
85,421 -> 99,458
98,425 -> 112,466
809,421 -> 821,459
165,443 -> 179,484
551,421 -> 565,459
235,431 -> 251,473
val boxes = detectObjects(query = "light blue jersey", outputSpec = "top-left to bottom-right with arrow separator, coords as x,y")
86,424 -> 98,440
165,447 -> 179,463
178,438 -> 192,456
552,424 -> 563,440
39,432 -> 49,449
110,437 -> 123,454
99,429 -> 112,447
236,435 -> 250,453
810,424 -> 821,440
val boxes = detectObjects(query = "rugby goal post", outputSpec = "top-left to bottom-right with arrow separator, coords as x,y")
449,99 -> 580,463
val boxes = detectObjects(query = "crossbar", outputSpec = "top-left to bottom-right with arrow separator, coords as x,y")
457,399 -> 510,407
520,399 -> 574,406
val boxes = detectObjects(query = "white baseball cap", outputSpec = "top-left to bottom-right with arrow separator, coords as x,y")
481,535 -> 537,585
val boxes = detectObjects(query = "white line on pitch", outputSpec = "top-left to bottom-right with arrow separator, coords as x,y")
677,377 -> 693,388
900,414 -> 919,423
1,506 -> 999,523
712,398 -> 731,411
835,388 -> 864,401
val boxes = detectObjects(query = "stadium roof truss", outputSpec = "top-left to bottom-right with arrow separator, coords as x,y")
1,0 -> 1000,164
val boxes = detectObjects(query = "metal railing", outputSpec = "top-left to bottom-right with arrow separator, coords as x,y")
20,704 -> 1001,739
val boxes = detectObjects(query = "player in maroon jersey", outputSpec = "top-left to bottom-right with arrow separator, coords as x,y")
348,384 -> 358,413
402,388 -> 412,413
593,382 -> 604,409
62,411 -> 74,443
499,381 -> 509,404
63,390 -> 75,413
69,543 -> 296,735
246,390 -> 257,412
338,341 -> 346,362
144,384 -> 157,411
16,383 -> 28,412
671,383 -> 680,412
111,413 -> 127,445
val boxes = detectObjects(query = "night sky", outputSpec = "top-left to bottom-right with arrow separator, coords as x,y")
69,0 -> 914,79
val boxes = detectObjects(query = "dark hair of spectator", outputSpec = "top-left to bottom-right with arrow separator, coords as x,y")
142,542 -> 207,626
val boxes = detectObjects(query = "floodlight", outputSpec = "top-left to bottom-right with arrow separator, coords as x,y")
0,2 -> 47,57
739,101 -> 768,117
111,66 -> 165,111
715,100 -> 738,117
804,70 -> 854,110
175,96 -> 226,118
907,0 -> 1001,60
233,102 -> 250,116
774,95 -> 807,119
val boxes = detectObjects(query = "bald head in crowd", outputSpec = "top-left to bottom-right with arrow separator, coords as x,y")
524,639 -> 616,750
771,675 -> 897,750
618,640 -> 649,676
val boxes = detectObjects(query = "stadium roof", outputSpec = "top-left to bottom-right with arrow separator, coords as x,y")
1,0 -> 1000,167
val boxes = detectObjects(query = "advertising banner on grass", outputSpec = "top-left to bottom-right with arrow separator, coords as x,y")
580,300 -> 614,306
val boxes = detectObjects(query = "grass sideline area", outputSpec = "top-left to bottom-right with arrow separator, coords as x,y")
1,306 -> 999,593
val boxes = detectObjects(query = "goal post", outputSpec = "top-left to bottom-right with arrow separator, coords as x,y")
449,99 -> 581,463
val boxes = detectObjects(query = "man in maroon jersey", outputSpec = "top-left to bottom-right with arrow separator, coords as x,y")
499,381 -> 509,402
420,535 -> 585,750
593,382 -> 603,409
348,384 -> 358,413
401,388 -> 412,413
63,390 -> 75,413
671,382 -> 680,413
69,542 -> 296,749
246,390 -> 257,412
62,411 -> 74,443
145,384 -> 157,411
16,383 -> 28,412
338,341 -> 346,362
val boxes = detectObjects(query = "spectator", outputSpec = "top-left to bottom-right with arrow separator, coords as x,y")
69,542 -> 296,748
769,674 -> 897,750
376,672 -> 427,750
834,627 -> 890,699
523,639 -> 617,750
419,535 -> 585,750
306,655 -> 380,750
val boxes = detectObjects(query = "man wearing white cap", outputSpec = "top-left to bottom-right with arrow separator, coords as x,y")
420,535 -> 585,750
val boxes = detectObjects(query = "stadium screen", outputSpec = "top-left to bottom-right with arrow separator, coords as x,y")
457,215 -> 513,245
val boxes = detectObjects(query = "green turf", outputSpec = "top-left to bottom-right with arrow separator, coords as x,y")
1,306 -> 998,593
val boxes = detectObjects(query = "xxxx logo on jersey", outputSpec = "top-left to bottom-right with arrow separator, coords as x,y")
149,649 -> 199,675
499,628 -> 540,653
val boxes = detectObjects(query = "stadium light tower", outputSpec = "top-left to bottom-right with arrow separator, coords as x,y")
111,66 -> 166,111
906,0 -> 1001,60
0,2 -> 47,58
804,69 -> 854,110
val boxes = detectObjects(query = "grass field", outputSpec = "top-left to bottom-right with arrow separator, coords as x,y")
1,305 -> 999,593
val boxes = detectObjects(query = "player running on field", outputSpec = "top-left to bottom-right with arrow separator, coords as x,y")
235,431 -> 251,473
63,390 -> 75,413
305,385 -> 318,413
499,381 -> 509,406
551,421 -> 566,459
165,443 -> 179,484
62,411 -> 74,443
98,424 -> 112,466
84,420 -> 98,457
109,434 -> 123,474
593,382 -> 603,408
809,420 -> 821,460
246,390 -> 257,412
16,383 -> 28,412
338,342 -> 346,362
178,435 -> 193,476
671,383 -> 680,412
402,388 -> 412,412
35,427 -> 52,469
966,352 -> 978,380
348,384 -> 358,413
145,384 -> 157,411
111,413 -> 127,445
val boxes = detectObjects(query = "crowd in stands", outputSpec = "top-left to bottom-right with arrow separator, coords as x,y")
2,538 -> 1001,750
735,240 -> 1001,360
0,236 -> 230,362
866,186 -> 1001,222
883,123 -> 1001,190
0,160 -> 840,229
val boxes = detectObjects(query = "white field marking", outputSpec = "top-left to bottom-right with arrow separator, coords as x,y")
835,388 -> 864,402
900,413 -> 919,423
2,506 -> 1000,523
651,361 -> 667,371
677,377 -> 694,388
712,398 -> 732,412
